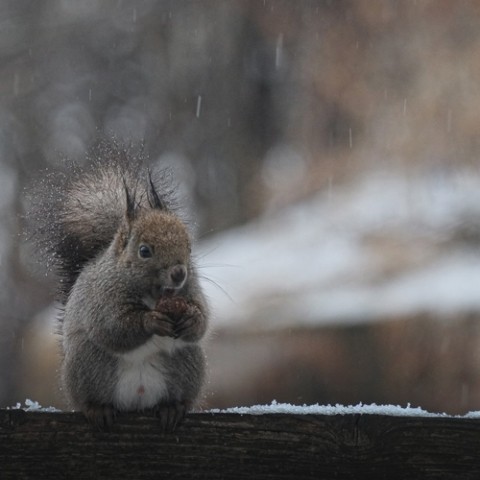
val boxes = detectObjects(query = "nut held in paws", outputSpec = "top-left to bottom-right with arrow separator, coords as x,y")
155,296 -> 188,321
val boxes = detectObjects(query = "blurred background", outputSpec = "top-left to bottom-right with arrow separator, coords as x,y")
1,0 -> 480,414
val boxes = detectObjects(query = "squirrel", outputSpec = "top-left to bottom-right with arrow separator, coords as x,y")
29,145 -> 209,431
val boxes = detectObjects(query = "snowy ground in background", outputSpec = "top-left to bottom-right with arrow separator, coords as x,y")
198,168 -> 480,330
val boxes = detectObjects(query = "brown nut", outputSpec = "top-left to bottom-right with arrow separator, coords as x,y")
155,296 -> 188,322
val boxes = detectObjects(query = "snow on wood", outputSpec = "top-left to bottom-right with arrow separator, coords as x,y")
12,398 -> 480,418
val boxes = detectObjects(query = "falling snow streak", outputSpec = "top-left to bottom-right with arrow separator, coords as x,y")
196,95 -> 202,118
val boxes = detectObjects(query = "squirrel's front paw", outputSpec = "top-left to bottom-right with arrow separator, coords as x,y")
174,304 -> 204,340
144,311 -> 176,337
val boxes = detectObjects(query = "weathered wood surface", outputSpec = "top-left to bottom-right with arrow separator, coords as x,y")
1,409 -> 480,479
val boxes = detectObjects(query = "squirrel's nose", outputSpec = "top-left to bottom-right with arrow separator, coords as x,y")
169,264 -> 187,286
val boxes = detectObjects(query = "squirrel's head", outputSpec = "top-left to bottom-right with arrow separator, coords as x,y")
113,174 -> 192,299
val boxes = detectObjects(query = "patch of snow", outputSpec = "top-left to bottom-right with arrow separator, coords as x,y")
7,399 -> 61,413
463,411 -> 480,419
9,398 -> 480,419
208,400 -> 465,418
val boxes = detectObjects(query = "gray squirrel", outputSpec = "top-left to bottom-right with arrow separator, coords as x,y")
30,146 -> 209,431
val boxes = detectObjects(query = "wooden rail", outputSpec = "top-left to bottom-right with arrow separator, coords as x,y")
1,409 -> 480,479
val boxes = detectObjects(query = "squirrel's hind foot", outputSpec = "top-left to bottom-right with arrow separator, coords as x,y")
152,400 -> 190,433
83,403 -> 117,431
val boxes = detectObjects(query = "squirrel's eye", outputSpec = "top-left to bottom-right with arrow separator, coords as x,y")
138,245 -> 152,258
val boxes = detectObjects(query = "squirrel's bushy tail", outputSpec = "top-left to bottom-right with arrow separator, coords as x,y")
28,143 -> 175,300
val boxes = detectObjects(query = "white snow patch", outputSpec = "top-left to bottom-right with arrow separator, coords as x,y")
9,398 -> 480,419
208,400 -> 478,418
8,399 -> 61,412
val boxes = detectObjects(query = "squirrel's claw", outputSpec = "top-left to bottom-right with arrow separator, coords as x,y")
174,316 -> 196,338
84,403 -> 116,431
174,304 -> 202,339
144,311 -> 176,337
153,401 -> 187,433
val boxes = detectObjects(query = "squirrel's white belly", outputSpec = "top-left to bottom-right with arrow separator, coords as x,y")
113,335 -> 184,411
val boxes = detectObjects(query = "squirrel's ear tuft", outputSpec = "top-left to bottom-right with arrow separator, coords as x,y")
147,169 -> 167,210
123,178 -> 136,222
